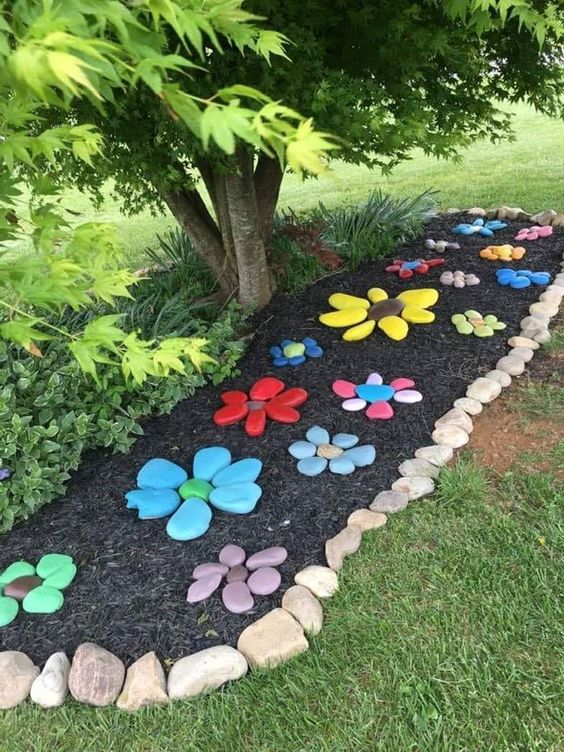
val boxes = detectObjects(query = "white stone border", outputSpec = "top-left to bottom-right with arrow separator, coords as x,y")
1,208 -> 563,712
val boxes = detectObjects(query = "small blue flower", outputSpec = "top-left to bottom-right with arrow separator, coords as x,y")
0,468 -> 9,481
288,425 -> 376,476
453,218 -> 507,237
270,337 -> 323,367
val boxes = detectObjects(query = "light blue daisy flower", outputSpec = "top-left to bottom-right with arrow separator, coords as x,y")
288,425 -> 376,476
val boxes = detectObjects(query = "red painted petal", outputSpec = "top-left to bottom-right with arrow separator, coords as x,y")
390,377 -> 415,391
365,401 -> 394,420
245,408 -> 266,437
214,403 -> 248,426
265,403 -> 301,423
269,387 -> 308,408
221,390 -> 249,405
398,269 -> 413,279
249,377 -> 285,401
332,379 -> 357,399
427,258 -> 446,268
385,264 -> 401,273
415,263 -> 429,274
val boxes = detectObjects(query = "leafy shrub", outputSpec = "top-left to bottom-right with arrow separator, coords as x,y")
0,303 -> 245,532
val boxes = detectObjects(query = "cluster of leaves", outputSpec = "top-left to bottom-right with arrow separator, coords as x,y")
0,302 -> 246,532
0,0 -> 335,379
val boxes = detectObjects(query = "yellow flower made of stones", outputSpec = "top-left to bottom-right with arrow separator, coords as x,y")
319,288 -> 439,341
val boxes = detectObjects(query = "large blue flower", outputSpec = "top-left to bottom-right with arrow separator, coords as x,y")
126,449 -> 263,541
288,426 -> 376,476
452,218 -> 507,237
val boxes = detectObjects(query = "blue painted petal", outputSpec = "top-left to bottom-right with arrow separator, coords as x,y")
137,458 -> 188,490
486,220 -> 507,230
193,447 -> 232,482
273,357 -> 289,367
516,270 -> 532,278
328,457 -> 356,475
126,488 -> 181,519
302,337 -> 317,348
478,227 -> 493,236
269,345 -> 283,358
166,498 -> 212,541
530,273 -> 550,285
288,355 -> 306,366
297,456 -> 328,476
212,458 -> 262,486
355,384 -> 395,403
209,482 -> 262,514
511,277 -> 530,289
342,445 -> 376,467
306,426 -> 330,446
331,433 -> 359,450
305,345 -> 323,358
288,441 -> 317,460
280,339 -> 294,349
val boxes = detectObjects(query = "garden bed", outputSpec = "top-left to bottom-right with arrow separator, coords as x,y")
1,212 -> 562,665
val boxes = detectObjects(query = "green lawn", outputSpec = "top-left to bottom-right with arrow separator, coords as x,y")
3,450 -> 562,752
14,102 -> 564,269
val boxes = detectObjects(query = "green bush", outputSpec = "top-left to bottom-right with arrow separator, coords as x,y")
0,303 -> 245,532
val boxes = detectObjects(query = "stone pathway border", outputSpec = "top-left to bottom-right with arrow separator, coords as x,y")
1,206 -> 563,712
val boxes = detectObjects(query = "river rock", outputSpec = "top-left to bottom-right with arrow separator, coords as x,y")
484,369 -> 512,388
496,355 -> 525,376
533,329 -> 551,344
168,646 -> 247,700
370,489 -> 409,513
398,458 -> 441,479
392,476 -> 435,500
116,652 -> 168,712
414,445 -> 453,466
0,651 -> 39,709
453,397 -> 483,416
520,315 -> 548,331
30,652 -> 70,708
218,544 -> 246,567
529,301 -> 558,317
68,643 -> 125,707
237,609 -> 308,669
431,424 -> 469,448
325,525 -> 362,571
347,509 -> 387,531
509,346 -> 534,363
246,546 -> 288,570
507,336 -> 539,350
466,377 -> 501,403
247,567 -> 281,596
434,407 -> 473,434
295,566 -> 338,598
282,585 -> 323,634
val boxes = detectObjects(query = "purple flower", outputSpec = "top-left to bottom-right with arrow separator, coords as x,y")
0,468 -> 10,481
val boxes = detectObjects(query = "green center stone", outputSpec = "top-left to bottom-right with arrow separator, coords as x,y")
179,478 -> 214,501
283,342 -> 306,358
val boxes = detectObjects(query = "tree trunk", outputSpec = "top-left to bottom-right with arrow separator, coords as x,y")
160,152 -> 284,308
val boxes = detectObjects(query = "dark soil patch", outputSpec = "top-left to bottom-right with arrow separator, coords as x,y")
1,213 -> 562,664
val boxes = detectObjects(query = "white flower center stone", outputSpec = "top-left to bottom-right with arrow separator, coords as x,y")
316,444 -> 343,459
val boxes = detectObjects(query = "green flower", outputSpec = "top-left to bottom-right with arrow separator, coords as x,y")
0,553 -> 77,627
451,310 -> 507,337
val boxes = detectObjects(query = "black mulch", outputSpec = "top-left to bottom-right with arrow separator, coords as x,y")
1,214 -> 562,665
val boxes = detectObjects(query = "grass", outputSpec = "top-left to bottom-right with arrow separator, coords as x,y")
2,454 -> 562,752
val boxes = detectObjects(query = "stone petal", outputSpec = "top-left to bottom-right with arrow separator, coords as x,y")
22,586 -> 64,614
332,379 -> 358,398
222,582 -> 254,614
0,652 -> 39,709
125,488 -> 181,519
193,447 -> 232,481
328,457 -> 356,475
246,547 -> 288,570
116,652 -> 168,712
212,458 -> 262,487
166,498 -> 212,541
331,433 -> 359,449
0,561 -> 35,587
401,305 -> 435,324
219,544 -> 246,567
297,456 -> 328,476
270,387 -> 308,408
186,573 -> 223,603
249,376 -> 285,401
327,293 -> 370,310
397,288 -> 439,308
389,377 -> 415,391
365,401 -> 394,420
378,315 -> 409,341
208,483 -> 262,514
0,596 -> 19,627
319,307 -> 368,328
342,319 -> 376,341
355,384 -> 395,402
393,389 -> 423,404
30,652 -> 70,709
220,390 -> 248,405
214,402 -> 249,426
237,609 -> 308,669
282,585 -> 323,635
137,458 -> 188,490
288,441 -> 317,460
192,563 -> 229,579
342,398 -> 367,411
342,445 -> 376,467
167,646 -> 247,700
245,408 -> 267,436
247,567 -> 282,596
366,372 -> 383,385
367,288 -> 389,303
265,403 -> 300,424
68,643 -> 125,707
306,425 -> 330,446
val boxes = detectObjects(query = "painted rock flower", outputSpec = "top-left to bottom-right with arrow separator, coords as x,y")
126,450 -> 263,541
0,468 -> 9,481
451,310 -> 507,337
319,288 -> 438,341
288,426 -> 376,476
515,225 -> 553,241
332,373 -> 422,420
385,257 -> 445,279
214,377 -> 308,436
496,269 -> 551,289
425,239 -> 460,252
452,218 -> 507,236
187,543 -> 287,614
270,337 -> 323,367
479,244 -> 525,261
0,554 -> 77,627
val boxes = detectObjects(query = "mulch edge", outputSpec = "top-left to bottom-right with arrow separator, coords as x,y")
2,205 -> 564,712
